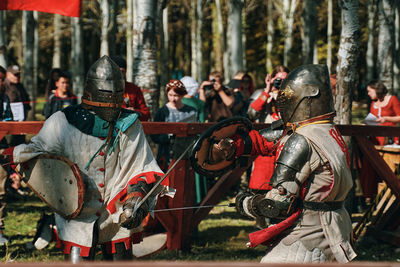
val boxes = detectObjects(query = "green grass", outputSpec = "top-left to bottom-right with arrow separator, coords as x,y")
2,195 -> 400,263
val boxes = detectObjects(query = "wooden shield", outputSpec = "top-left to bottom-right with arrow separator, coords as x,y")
190,117 -> 252,177
16,154 -> 85,219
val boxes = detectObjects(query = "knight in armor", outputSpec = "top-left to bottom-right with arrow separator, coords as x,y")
211,64 -> 356,263
3,56 -> 173,262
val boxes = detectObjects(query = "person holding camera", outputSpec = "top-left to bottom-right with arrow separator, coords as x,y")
248,65 -> 289,123
199,71 -> 236,122
246,65 -> 289,229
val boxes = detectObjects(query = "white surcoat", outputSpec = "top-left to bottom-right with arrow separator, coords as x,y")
13,111 -> 165,248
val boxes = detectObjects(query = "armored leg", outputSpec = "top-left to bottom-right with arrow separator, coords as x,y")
101,243 -> 133,261
65,246 -> 97,263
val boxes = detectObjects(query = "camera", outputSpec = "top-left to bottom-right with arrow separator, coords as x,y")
204,78 -> 216,91
272,77 -> 283,89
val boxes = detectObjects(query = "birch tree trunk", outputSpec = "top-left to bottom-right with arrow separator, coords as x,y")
301,0 -> 317,64
0,11 -> 7,68
327,0 -> 333,72
126,0 -> 133,82
282,0 -> 299,66
228,0 -> 244,77
33,11 -> 38,119
53,14 -> 62,68
100,0 -> 110,56
212,2 -> 223,74
196,0 -> 203,81
216,0 -> 228,81
394,2 -> 400,92
71,17 -> 84,98
266,0 -> 274,73
366,0 -> 376,81
133,0 -> 159,117
160,4 -> 168,87
190,0 -> 198,80
108,0 -> 118,56
377,0 -> 395,92
23,11 -> 35,120
334,0 -> 360,131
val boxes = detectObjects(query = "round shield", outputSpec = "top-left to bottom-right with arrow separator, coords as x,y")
190,117 -> 252,177
17,154 -> 85,219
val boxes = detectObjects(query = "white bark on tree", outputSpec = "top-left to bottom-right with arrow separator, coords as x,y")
160,4 -> 169,87
266,0 -> 274,73
301,0 -> 317,64
0,11 -> 7,68
334,0 -> 360,128
212,2 -> 223,74
366,0 -> 376,81
100,0 -> 110,56
71,17 -> 84,98
281,0 -> 299,66
33,11 -> 39,119
190,0 -> 198,80
377,0 -> 394,92
327,0 -> 333,72
126,0 -> 134,82
23,11 -> 35,120
216,0 -> 228,81
133,0 -> 159,116
394,2 -> 400,93
196,0 -> 203,81
228,0 -> 244,77
53,14 -> 62,68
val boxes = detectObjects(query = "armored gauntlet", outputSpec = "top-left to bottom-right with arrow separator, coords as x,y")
120,180 -> 151,229
120,196 -> 148,229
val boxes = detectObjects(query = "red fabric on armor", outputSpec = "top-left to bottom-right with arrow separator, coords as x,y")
102,232 -> 142,254
250,91 -> 270,111
248,209 -> 302,248
232,130 -> 274,158
106,171 -> 165,214
249,155 -> 274,190
247,186 -> 307,248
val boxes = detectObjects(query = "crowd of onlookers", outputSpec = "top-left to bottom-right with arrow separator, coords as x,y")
1,57 -> 400,247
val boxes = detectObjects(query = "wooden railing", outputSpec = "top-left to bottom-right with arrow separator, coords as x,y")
1,122 -> 400,250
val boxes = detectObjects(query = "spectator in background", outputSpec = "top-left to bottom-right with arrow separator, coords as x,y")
359,80 -> 400,202
44,68 -> 63,100
111,56 -> 150,121
180,76 -> 207,204
43,72 -> 77,119
0,66 -> 12,245
4,65 -> 31,146
199,71 -> 236,122
180,76 -> 205,122
151,79 -> 198,171
246,66 -> 289,228
231,73 -> 255,117
330,73 -> 337,96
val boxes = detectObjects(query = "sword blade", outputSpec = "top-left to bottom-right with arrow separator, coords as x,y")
150,203 -> 234,212
131,139 -> 197,216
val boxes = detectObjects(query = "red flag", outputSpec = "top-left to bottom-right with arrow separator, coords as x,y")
0,0 -> 81,17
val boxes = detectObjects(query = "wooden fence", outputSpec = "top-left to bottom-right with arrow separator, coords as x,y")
1,122 -> 400,250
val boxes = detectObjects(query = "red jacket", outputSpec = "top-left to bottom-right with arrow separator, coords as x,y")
122,82 -> 150,121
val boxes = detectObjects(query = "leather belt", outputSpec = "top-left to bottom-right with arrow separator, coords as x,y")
302,201 -> 344,211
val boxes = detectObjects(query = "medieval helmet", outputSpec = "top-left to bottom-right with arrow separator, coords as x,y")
81,55 -> 125,122
277,64 -> 335,124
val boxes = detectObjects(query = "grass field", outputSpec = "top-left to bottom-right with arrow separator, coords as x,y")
1,194 -> 400,263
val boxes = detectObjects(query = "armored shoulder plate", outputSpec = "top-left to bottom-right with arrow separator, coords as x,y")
258,128 -> 284,142
270,133 -> 310,187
